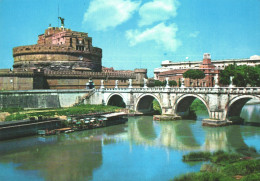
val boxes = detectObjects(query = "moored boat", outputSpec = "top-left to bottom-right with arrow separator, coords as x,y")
101,112 -> 128,127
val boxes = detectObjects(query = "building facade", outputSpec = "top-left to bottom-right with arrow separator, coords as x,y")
154,54 -> 260,87
156,53 -> 220,87
154,55 -> 260,78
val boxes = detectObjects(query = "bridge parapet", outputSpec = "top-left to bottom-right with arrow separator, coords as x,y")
96,87 -> 260,94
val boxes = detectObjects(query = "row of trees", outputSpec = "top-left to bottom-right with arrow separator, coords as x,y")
219,64 -> 260,87
183,69 -> 205,80
149,64 -> 259,87
148,79 -> 177,87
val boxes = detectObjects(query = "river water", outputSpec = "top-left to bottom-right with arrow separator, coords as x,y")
0,105 -> 259,181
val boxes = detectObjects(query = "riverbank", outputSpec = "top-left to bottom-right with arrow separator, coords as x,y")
0,104 -> 129,140
174,150 -> 260,181
0,118 -> 62,140
0,104 -> 124,122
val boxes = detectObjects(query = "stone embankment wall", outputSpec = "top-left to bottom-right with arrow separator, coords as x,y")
0,118 -> 62,140
0,89 -> 92,109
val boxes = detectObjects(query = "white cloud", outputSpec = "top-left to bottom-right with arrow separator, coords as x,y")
189,31 -> 200,38
126,23 -> 181,52
138,0 -> 179,27
83,0 -> 140,31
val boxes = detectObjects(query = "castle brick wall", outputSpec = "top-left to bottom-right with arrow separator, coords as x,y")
13,45 -> 102,71
0,76 -> 33,90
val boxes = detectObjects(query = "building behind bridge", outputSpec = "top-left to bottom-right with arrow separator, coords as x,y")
0,25 -> 147,90
154,53 -> 260,87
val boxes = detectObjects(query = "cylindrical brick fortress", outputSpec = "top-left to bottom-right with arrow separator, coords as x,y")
13,27 -> 102,72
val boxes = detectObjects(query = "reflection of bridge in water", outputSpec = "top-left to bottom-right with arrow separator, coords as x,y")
124,116 -> 256,152
88,87 -> 260,121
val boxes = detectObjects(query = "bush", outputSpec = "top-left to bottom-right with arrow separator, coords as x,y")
241,172 -> 260,181
222,159 -> 260,176
211,151 -> 241,165
182,151 -> 211,162
175,151 -> 260,181
173,172 -> 232,181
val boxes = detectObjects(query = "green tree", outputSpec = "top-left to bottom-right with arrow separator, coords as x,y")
183,69 -> 205,86
153,80 -> 166,87
152,99 -> 162,114
150,80 -> 177,87
169,80 -> 177,87
219,65 -> 260,87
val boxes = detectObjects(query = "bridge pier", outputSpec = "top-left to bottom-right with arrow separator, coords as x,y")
203,109 -> 228,126
161,107 -> 173,114
126,104 -> 134,111
210,110 -> 224,120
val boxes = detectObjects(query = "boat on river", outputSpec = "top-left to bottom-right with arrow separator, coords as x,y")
37,112 -> 128,136
101,112 -> 128,126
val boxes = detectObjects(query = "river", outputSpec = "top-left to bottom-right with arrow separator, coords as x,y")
0,104 -> 259,181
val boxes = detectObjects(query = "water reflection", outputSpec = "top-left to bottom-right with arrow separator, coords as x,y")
126,116 -> 260,153
0,125 -> 128,181
241,104 -> 260,123
0,108 -> 259,181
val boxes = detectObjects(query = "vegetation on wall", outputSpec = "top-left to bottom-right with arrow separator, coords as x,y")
219,64 -> 260,87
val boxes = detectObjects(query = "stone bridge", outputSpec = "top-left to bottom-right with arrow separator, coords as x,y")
87,87 -> 260,122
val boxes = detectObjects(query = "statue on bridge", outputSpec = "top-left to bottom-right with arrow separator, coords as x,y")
100,80 -> 105,89
181,78 -> 185,88
214,74 -> 219,88
129,79 -> 133,88
143,78 -> 148,88
229,76 -> 235,88
165,77 -> 170,88
115,80 -> 118,89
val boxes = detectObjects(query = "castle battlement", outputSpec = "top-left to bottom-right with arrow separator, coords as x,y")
44,70 -> 136,79
13,45 -> 102,57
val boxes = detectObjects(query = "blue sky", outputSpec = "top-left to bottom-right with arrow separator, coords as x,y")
0,0 -> 259,77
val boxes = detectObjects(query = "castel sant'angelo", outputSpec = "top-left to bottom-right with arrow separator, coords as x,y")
0,19 -> 147,90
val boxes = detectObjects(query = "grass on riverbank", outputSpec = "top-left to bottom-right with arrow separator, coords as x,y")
2,104 -> 123,121
174,150 -> 260,181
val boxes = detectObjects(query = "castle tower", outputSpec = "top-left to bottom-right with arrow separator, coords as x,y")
13,27 -> 102,72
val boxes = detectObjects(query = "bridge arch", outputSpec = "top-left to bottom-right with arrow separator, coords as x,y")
135,94 -> 162,114
225,95 -> 260,120
173,94 -> 210,116
106,93 -> 126,108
